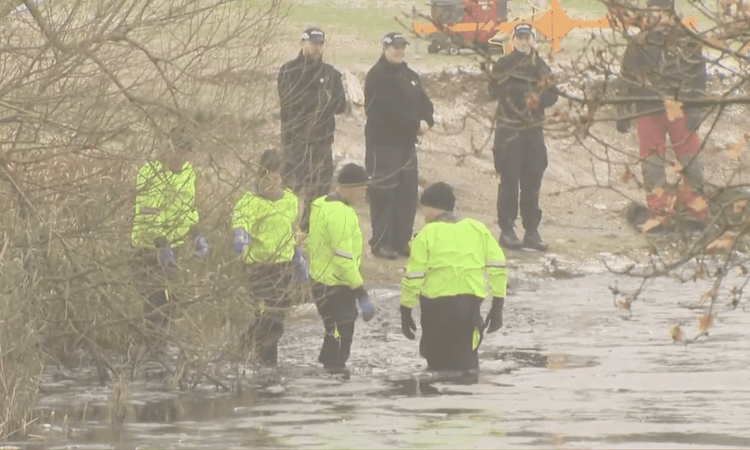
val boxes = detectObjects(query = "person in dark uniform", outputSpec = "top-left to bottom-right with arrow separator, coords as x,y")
306,163 -> 376,372
277,27 -> 347,228
616,0 -> 709,232
364,31 -> 435,260
401,182 -> 507,372
490,23 -> 558,251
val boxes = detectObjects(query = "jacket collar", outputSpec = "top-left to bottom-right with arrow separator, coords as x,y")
377,54 -> 408,71
326,191 -> 352,206
428,211 -> 458,224
295,50 -> 324,69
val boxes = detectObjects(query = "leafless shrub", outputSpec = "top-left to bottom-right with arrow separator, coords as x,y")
0,0 -> 313,438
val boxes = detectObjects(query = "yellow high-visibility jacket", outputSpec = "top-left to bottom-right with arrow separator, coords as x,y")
231,189 -> 298,264
131,161 -> 198,249
402,215 -> 507,308
307,193 -> 364,289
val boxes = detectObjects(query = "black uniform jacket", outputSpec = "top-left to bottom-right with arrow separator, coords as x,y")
277,52 -> 346,148
490,49 -> 558,130
364,55 -> 434,176
620,23 -> 707,115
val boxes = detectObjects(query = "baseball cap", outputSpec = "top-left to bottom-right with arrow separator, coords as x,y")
382,31 -> 410,47
301,27 -> 326,42
513,23 -> 535,36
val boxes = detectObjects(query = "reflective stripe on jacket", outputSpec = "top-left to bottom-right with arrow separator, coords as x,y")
131,161 -> 198,249
231,189 -> 298,264
307,193 -> 364,289
402,217 -> 507,308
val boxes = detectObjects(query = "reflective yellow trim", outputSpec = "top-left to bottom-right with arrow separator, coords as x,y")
472,327 -> 481,350
334,325 -> 340,340
334,249 -> 354,260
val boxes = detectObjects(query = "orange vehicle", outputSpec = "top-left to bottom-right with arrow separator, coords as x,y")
414,0 -> 699,55
412,0 -> 510,55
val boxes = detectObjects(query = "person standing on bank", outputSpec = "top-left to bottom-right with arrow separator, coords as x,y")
306,163 -> 376,372
616,0 -> 709,232
364,31 -> 435,260
232,149 -> 303,366
277,27 -> 347,228
400,182 -> 507,372
490,23 -> 558,251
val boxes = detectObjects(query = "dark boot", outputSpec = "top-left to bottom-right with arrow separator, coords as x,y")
499,228 -> 523,250
522,229 -> 548,252
372,244 -> 398,260
395,246 -> 410,258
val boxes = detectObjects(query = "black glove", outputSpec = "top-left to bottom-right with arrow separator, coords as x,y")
685,111 -> 703,131
616,119 -> 631,133
484,297 -> 504,333
400,305 -> 417,340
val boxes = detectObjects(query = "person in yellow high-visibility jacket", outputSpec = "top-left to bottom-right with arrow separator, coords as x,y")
306,163 -> 376,372
131,125 -> 208,329
401,182 -> 507,371
231,149 -> 303,366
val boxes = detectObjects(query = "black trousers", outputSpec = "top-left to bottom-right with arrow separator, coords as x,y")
312,284 -> 359,369
243,262 -> 295,365
494,127 -> 548,233
367,152 -> 418,252
283,142 -> 335,232
132,247 -> 179,332
420,295 -> 484,372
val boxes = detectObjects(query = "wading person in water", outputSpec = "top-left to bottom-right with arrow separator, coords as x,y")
306,163 -> 376,373
401,182 -> 507,372
232,149 -> 304,366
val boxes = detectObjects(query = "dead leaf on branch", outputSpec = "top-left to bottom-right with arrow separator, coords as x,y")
641,217 -> 665,233
664,99 -> 684,121
705,35 -> 726,47
621,167 -> 634,184
615,295 -> 632,311
706,231 -> 738,253
733,199 -> 748,215
693,266 -> 708,280
728,142 -> 744,159
669,323 -> 686,343
666,161 -> 684,175
687,196 -> 709,215
700,286 -> 719,304
697,312 -> 717,334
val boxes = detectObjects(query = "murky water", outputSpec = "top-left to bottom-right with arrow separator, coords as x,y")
13,269 -> 750,449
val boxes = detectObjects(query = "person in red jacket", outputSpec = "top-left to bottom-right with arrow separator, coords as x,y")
616,0 -> 709,232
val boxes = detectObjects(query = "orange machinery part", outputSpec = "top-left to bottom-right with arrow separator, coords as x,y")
412,0 -> 698,51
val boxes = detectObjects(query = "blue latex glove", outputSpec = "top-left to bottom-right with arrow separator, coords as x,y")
358,295 -> 376,322
233,228 -> 250,254
293,247 -> 310,281
194,235 -> 208,259
157,247 -> 177,268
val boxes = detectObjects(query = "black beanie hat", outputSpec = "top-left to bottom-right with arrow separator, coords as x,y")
420,182 -> 455,211
337,163 -> 369,185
